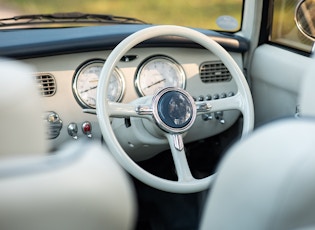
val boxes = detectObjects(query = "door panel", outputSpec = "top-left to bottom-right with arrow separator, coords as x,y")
250,44 -> 313,127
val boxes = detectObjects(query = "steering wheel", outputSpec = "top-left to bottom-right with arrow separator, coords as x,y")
96,25 -> 254,193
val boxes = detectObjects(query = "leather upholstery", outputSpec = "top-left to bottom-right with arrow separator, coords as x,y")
0,59 -> 47,158
200,118 -> 315,230
0,141 -> 137,230
0,59 -> 136,230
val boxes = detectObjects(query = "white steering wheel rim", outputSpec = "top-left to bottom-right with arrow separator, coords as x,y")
97,25 -> 254,193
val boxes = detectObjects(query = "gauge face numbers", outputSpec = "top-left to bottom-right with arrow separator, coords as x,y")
136,56 -> 186,96
73,60 -> 124,108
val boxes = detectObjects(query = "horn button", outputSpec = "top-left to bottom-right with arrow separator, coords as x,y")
152,88 -> 196,133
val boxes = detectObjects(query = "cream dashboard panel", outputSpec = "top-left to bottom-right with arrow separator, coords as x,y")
23,47 -> 243,150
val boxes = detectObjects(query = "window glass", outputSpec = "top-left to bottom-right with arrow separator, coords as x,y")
270,0 -> 313,52
2,0 -> 244,32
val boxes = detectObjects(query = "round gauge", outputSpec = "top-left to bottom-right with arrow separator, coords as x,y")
135,56 -> 186,96
73,60 -> 124,108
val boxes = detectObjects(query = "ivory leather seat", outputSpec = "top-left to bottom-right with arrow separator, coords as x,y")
0,59 -> 136,230
200,65 -> 315,230
200,118 -> 315,229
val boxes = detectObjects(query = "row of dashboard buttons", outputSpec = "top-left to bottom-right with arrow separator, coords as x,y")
193,91 -> 235,102
68,121 -> 92,139
193,92 -> 235,124
45,112 -> 93,140
46,111 -> 63,139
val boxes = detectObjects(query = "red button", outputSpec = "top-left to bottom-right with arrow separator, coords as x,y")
82,122 -> 92,134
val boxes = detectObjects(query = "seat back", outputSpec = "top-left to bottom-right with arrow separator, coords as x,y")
0,141 -> 137,230
199,119 -> 315,230
0,59 -> 136,230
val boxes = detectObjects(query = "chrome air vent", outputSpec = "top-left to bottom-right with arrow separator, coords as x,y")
199,61 -> 232,83
35,74 -> 56,96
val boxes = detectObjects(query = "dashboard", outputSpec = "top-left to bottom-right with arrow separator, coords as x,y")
23,47 -> 241,158
0,25 -> 248,160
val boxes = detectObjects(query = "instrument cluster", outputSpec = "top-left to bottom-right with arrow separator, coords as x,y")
72,55 -> 186,108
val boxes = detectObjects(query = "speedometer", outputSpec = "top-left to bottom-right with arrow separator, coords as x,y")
73,59 -> 124,108
135,56 -> 186,96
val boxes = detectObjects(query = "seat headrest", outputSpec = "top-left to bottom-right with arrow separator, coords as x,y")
0,59 -> 47,158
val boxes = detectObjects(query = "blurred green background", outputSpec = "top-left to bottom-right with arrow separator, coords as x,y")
0,0 -> 243,30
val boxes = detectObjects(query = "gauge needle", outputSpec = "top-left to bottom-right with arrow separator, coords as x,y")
144,78 -> 166,89
80,86 -> 97,93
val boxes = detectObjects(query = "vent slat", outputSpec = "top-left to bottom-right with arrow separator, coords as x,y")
200,61 -> 232,83
35,74 -> 56,96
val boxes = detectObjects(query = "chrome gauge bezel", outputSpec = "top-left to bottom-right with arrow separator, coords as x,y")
73,59 -> 125,109
135,56 -> 186,97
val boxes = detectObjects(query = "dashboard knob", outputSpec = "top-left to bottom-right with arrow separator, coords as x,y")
228,91 -> 235,97
213,94 -> 219,100
198,95 -> 204,101
215,111 -> 225,124
67,123 -> 78,140
205,94 -> 212,100
45,111 -> 62,139
82,121 -> 92,138
202,113 -> 213,121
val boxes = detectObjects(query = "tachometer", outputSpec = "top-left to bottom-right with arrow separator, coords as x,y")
135,56 -> 186,96
73,59 -> 124,108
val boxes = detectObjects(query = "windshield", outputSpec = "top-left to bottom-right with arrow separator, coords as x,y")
0,0 -> 243,31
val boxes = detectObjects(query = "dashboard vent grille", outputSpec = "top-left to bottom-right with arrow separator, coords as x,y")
199,61 -> 232,83
35,74 -> 56,96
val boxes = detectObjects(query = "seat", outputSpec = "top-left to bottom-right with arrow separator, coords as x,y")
199,65 -> 315,230
0,59 -> 136,230
0,141 -> 137,230
199,118 -> 315,229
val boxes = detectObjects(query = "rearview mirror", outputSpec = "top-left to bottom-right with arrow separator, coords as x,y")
295,0 -> 315,41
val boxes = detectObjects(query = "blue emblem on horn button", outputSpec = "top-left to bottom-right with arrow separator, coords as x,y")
152,88 -> 196,133
158,91 -> 192,128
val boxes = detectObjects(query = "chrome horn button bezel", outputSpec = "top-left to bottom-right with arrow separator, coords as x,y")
152,87 -> 197,134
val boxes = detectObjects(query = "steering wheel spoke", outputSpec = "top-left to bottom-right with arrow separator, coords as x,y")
108,102 -> 153,120
166,133 -> 194,182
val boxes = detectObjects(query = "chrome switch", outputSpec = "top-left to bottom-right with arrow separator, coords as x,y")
68,123 -> 78,140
